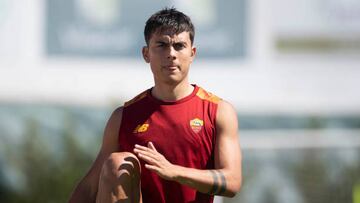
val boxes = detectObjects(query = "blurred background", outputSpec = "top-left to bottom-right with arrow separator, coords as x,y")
1,0 -> 360,202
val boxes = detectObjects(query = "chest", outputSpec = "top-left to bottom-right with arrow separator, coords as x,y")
119,102 -> 216,167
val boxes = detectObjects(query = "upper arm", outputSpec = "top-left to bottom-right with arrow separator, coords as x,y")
80,106 -> 123,192
214,100 -> 242,184
100,107 -> 123,155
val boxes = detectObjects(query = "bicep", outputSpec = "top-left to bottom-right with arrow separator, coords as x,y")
83,107 -> 123,186
101,107 -> 123,154
214,101 -> 241,171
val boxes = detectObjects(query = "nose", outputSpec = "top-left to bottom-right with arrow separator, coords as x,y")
167,46 -> 176,60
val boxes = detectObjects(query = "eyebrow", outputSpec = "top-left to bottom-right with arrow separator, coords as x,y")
155,40 -> 187,46
155,40 -> 168,44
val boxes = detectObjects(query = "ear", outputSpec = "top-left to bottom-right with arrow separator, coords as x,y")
190,46 -> 196,62
142,46 -> 150,63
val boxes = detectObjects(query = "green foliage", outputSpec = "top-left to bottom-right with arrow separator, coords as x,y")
1,116 -> 96,203
1,104 -> 360,203
291,148 -> 359,203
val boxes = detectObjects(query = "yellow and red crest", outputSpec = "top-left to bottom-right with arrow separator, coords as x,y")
190,118 -> 204,133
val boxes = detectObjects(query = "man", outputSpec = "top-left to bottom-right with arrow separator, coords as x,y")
68,7 -> 242,203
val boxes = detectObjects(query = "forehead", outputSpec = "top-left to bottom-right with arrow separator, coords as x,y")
149,30 -> 191,44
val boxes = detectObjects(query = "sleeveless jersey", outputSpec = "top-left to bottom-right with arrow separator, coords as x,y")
118,85 -> 221,203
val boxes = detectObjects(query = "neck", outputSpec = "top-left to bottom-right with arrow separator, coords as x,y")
151,82 -> 194,102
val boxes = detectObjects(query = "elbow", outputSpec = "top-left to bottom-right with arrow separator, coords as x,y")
225,184 -> 241,198
224,176 -> 242,198
225,192 -> 237,198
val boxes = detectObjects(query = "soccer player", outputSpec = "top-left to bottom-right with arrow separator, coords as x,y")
68,7 -> 242,203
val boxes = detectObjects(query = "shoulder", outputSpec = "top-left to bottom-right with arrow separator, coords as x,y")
216,100 -> 238,131
105,106 -> 124,131
111,106 -> 124,119
217,100 -> 236,114
195,86 -> 222,104
124,90 -> 149,107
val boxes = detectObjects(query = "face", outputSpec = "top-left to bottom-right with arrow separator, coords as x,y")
142,31 -> 196,86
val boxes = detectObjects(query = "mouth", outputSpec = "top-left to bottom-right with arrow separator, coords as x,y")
162,65 -> 179,71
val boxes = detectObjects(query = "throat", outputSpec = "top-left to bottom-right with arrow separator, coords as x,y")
151,84 -> 195,102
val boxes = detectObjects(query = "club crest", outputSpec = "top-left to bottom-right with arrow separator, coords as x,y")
190,118 -> 204,133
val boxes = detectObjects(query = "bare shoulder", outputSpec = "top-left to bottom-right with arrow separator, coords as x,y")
106,106 -> 123,129
216,100 -> 239,135
102,106 -> 124,148
217,100 -> 238,123
112,106 -> 124,118
217,100 -> 237,114
112,106 -> 124,121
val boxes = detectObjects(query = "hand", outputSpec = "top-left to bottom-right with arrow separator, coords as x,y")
133,142 -> 178,181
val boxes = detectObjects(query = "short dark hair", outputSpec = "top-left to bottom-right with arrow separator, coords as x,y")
144,7 -> 195,45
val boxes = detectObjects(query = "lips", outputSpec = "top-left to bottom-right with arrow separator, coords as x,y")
163,65 -> 179,70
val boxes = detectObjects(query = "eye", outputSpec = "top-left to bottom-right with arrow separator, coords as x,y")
174,43 -> 185,50
156,42 -> 167,48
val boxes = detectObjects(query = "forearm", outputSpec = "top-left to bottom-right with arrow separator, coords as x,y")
134,142 -> 241,197
172,165 -> 241,197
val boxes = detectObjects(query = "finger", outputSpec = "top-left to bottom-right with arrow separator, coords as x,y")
137,153 -> 157,165
148,142 -> 157,152
134,148 -> 158,160
144,164 -> 159,172
134,144 -> 158,157
134,145 -> 157,154
136,150 -> 162,165
134,147 -> 153,156
134,144 -> 150,151
135,144 -> 157,155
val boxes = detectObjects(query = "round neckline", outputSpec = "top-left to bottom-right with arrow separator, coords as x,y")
148,84 -> 199,105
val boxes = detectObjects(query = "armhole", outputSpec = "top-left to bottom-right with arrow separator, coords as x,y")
213,98 -> 224,130
212,99 -> 222,158
116,106 -> 124,151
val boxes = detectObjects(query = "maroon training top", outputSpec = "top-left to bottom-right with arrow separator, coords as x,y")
119,85 -> 221,203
